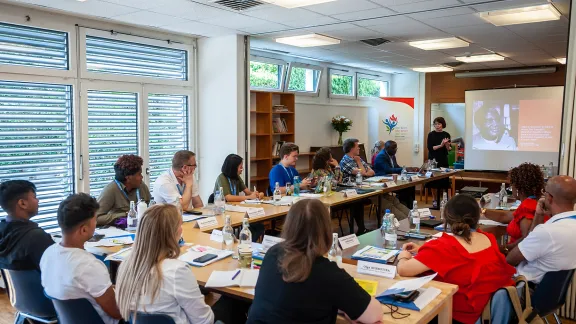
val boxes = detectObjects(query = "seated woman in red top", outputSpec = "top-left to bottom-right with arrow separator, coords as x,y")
397,194 -> 516,324
483,162 -> 548,252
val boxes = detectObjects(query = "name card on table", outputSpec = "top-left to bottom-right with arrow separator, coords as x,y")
418,208 -> 432,218
385,181 -> 397,188
195,217 -> 219,229
338,234 -> 360,249
411,175 -> 420,182
262,235 -> 285,250
210,229 -> 223,243
425,171 -> 433,178
246,207 -> 266,219
357,260 -> 397,279
342,189 -> 358,198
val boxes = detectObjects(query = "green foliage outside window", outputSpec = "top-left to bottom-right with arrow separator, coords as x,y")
250,61 -> 281,89
331,74 -> 353,96
358,78 -> 385,97
288,67 -> 306,91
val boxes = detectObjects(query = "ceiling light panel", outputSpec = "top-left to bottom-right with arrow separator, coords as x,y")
409,37 -> 469,50
557,58 -> 566,64
260,0 -> 336,8
412,66 -> 453,72
276,34 -> 341,47
478,4 -> 561,26
456,54 -> 505,63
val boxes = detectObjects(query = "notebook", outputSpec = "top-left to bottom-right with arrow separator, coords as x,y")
205,269 -> 259,288
178,246 -> 233,267
352,246 -> 400,264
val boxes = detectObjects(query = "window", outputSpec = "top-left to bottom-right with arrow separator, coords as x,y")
358,76 -> 389,98
249,57 -> 286,91
88,90 -> 138,196
148,93 -> 188,183
329,69 -> 355,98
86,36 -> 188,80
286,63 -> 322,95
0,22 -> 69,70
0,80 -> 74,233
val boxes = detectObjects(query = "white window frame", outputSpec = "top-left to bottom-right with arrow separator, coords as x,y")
0,15 -> 77,79
79,28 -> 193,86
328,68 -> 356,99
142,84 -> 194,187
285,62 -> 322,96
249,56 -> 287,92
356,73 -> 390,100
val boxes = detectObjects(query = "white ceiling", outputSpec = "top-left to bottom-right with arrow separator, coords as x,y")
6,0 -> 571,74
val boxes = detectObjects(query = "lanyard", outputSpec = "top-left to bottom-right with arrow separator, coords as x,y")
176,183 -> 186,196
552,215 -> 576,223
227,177 -> 237,196
114,180 -> 140,202
281,165 -> 294,180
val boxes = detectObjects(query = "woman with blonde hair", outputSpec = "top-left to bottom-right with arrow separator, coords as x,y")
247,199 -> 382,324
116,204 -> 214,324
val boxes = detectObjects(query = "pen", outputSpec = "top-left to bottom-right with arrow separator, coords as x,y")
231,269 -> 241,280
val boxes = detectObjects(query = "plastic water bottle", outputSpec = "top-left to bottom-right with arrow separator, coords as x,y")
355,172 -> 363,186
127,201 -> 138,231
327,233 -> 342,266
380,209 -> 391,235
384,213 -> 398,249
401,167 -> 407,181
273,182 -> 281,202
411,200 -> 420,233
148,197 -> 156,208
239,218 -> 252,245
548,162 -> 554,178
285,182 -> 292,196
323,175 -> 332,197
293,176 -> 301,196
440,192 -> 448,220
214,187 -> 225,215
499,183 -> 507,208
222,215 -> 235,255
137,199 -> 147,223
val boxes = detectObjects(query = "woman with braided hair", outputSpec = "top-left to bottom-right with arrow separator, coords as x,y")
483,162 -> 549,252
396,194 -> 516,324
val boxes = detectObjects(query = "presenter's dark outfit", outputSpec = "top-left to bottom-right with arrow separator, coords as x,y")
427,130 -> 451,208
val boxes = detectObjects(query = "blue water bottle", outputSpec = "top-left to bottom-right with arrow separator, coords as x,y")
293,176 -> 301,197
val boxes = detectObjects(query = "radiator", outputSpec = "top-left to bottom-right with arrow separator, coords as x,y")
559,272 -> 576,319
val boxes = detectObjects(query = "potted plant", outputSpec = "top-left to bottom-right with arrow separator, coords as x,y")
331,115 -> 353,146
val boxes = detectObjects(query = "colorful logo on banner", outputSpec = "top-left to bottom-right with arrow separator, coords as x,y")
383,114 -> 398,134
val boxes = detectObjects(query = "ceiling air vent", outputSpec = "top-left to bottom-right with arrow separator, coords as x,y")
443,62 -> 465,67
360,38 -> 391,47
212,0 -> 265,11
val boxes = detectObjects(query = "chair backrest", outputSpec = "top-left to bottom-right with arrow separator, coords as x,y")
131,312 -> 176,324
531,269 -> 576,317
45,293 -> 105,324
2,269 -> 56,318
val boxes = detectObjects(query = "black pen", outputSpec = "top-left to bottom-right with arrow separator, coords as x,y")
231,269 -> 241,280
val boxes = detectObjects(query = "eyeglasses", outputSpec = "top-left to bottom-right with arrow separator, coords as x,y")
541,188 -> 553,198
184,164 -> 197,168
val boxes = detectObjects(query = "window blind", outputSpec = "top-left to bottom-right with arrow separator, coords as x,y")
148,94 -> 188,184
86,36 -> 188,80
88,90 -> 138,197
0,22 -> 68,70
0,81 -> 74,233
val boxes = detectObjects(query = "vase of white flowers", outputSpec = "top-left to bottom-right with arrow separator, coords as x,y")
331,115 -> 353,146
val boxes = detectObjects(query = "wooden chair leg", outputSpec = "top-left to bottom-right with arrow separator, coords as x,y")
425,187 -> 429,204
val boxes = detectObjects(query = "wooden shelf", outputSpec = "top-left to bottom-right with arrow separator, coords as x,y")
251,175 -> 269,181
250,133 -> 270,136
250,111 -> 269,114
273,132 -> 294,135
250,157 -> 270,162
272,111 -> 294,114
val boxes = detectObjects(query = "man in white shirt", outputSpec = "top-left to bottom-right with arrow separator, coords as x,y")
40,193 -> 122,324
507,176 -> 576,283
153,150 -> 203,211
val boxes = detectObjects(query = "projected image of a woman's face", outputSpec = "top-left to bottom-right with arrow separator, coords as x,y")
478,107 -> 503,141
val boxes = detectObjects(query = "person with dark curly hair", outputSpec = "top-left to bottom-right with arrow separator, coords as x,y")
96,154 -> 151,226
482,162 -> 548,252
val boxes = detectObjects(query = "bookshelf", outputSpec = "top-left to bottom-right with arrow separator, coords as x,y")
249,90 -> 312,192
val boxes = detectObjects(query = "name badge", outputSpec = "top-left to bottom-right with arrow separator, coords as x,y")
195,217 -> 219,229
411,175 -> 420,182
343,189 -> 358,198
385,181 -> 397,188
338,234 -> 360,249
425,171 -> 433,178
246,207 -> 266,219
210,229 -> 223,243
262,235 -> 285,250
357,260 -> 397,279
418,208 -> 432,217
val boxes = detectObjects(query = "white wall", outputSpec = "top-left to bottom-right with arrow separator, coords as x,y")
431,103 -> 465,140
198,35 -> 246,201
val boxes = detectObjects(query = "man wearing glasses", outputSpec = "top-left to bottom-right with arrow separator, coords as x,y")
153,150 -> 203,210
506,175 -> 576,283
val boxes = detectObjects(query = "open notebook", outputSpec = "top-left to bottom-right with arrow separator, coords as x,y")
205,269 -> 259,288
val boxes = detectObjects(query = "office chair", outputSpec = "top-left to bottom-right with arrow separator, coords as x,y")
44,293 -> 104,324
1,269 -> 58,324
526,269 -> 576,324
130,313 -> 175,324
